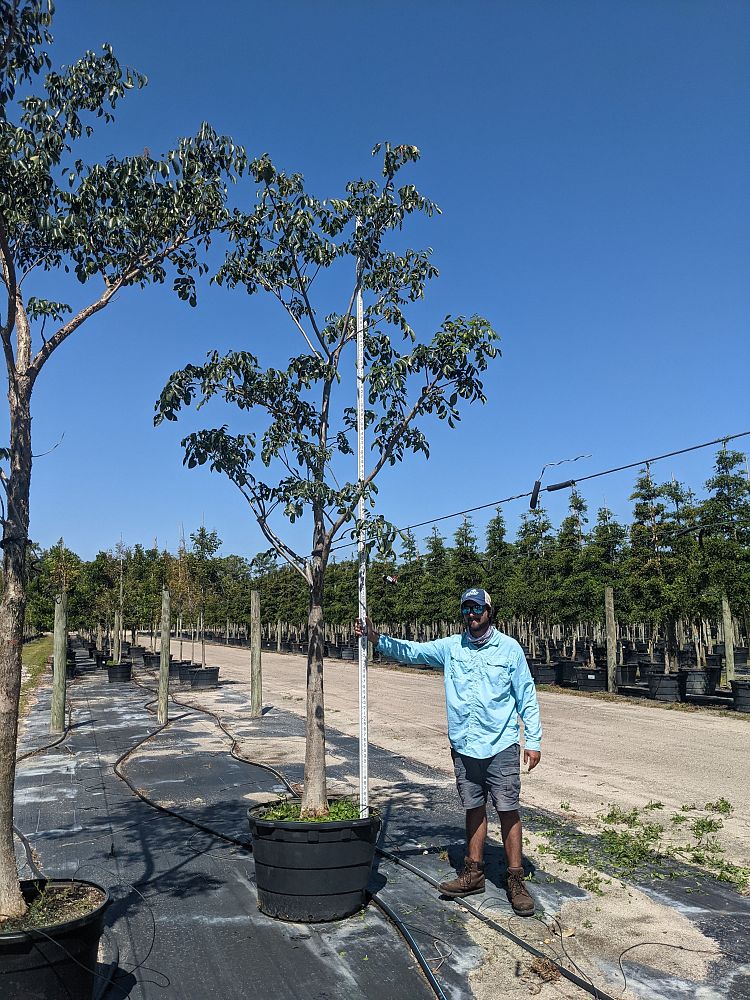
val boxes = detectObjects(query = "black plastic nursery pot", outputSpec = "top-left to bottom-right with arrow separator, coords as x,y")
247,805 -> 381,922
554,660 -> 577,686
178,661 -> 194,683
0,878 -> 110,1000
107,662 -> 132,683
532,663 -> 556,684
189,666 -> 220,689
678,668 -> 719,698
616,664 -> 638,685
730,679 -> 750,713
575,667 -> 607,692
647,671 -> 682,703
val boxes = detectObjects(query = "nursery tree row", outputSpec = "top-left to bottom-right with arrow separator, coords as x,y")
23,447 -> 750,636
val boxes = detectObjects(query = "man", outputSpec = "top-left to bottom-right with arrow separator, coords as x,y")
355,586 -> 542,916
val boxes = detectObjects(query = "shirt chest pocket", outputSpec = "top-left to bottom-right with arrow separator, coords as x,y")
482,659 -> 512,703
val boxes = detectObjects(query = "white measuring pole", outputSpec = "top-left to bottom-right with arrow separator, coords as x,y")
356,240 -> 369,818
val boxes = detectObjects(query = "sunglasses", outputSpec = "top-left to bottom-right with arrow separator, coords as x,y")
461,604 -> 486,617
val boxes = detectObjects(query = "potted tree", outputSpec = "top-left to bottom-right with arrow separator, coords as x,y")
0,4 -> 243,984
156,143 -> 500,919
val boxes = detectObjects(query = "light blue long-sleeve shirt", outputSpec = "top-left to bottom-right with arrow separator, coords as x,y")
376,629 -> 542,758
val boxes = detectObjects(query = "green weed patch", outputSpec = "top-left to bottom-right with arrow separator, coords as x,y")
20,635 -> 53,717
259,798 -> 363,823
528,798 -> 750,895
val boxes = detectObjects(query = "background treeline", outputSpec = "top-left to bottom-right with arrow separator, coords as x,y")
23,449 -> 750,636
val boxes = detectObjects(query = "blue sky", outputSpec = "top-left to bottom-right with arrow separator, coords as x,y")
11,0 -> 750,562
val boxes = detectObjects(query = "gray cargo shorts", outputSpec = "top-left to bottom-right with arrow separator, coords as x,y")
451,743 -> 521,813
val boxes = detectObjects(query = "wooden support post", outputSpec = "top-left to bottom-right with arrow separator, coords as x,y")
50,592 -> 67,734
113,610 -> 121,664
250,590 -> 262,718
158,588 -> 170,725
605,586 -> 617,693
722,592 -> 735,683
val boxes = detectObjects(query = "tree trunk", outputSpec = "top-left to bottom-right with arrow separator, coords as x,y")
301,539 -> 327,817
0,386 -> 33,918
664,619 -> 678,674
158,589 -> 170,725
250,590 -> 262,718
722,593 -> 735,683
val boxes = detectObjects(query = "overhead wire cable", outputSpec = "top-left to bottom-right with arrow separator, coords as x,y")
328,428 -> 750,553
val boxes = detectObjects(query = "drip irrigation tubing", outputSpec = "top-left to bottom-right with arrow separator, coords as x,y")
127,668 -> 621,1000
13,824 -> 43,879
16,701 -> 74,763
370,894 -> 449,1000
376,848 -> 617,1000
132,667 -> 748,994
113,685 -> 253,851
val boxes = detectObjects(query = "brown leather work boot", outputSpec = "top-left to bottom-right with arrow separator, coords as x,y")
506,867 -> 535,916
438,858 -> 485,898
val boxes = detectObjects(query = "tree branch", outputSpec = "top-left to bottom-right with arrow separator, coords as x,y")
265,185 -> 329,356
28,277 -> 123,378
28,222 -> 198,378
234,478 -> 310,584
264,281 -> 324,359
327,379 -> 438,540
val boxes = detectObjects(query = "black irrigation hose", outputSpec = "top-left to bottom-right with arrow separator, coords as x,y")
16,701 -> 74,763
135,668 -> 297,794
13,824 -> 43,879
376,848 -> 618,1000
370,894 -> 450,1000
154,676 -> 616,999
135,670 -> 729,1000
112,699 -> 253,852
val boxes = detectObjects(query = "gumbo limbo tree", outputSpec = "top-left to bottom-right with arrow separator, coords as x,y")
0,1 -> 244,918
156,143 -> 500,817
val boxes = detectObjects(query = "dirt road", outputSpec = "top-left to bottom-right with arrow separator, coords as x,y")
167,639 -> 750,866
